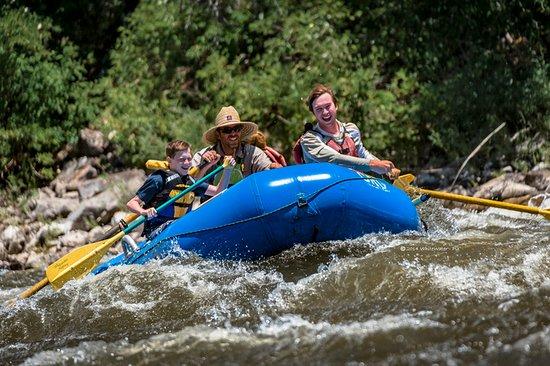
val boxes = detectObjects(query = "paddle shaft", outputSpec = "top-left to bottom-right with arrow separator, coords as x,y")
416,187 -> 550,219
19,278 -> 49,299
17,165 -> 226,300
97,213 -> 139,240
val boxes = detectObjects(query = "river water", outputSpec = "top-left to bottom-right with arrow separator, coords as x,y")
1,201 -> 549,365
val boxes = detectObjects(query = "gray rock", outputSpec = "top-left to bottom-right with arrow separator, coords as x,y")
51,158 -> 98,196
10,252 -> 29,268
66,189 -> 120,231
88,226 -> 108,242
62,191 -> 80,200
77,177 -> 107,199
65,164 -> 99,191
29,192 -> 79,220
0,241 -> 6,260
29,221 -> 71,248
473,173 -> 529,200
59,230 -> 89,248
529,194 -> 550,209
501,182 -> 538,200
1,225 -> 25,254
77,128 -> 107,157
25,251 -> 50,270
525,169 -> 550,192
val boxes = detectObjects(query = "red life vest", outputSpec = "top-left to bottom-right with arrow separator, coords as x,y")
264,146 -> 287,167
292,125 -> 358,164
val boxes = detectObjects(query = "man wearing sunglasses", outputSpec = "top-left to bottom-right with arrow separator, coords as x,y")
191,106 -> 272,185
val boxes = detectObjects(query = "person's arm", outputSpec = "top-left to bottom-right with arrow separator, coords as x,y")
300,131 -> 397,175
126,196 -> 157,218
204,156 -> 236,196
127,174 -> 164,217
345,123 -> 401,178
191,150 -> 220,179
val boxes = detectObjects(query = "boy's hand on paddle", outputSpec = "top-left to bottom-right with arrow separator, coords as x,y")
141,207 -> 157,218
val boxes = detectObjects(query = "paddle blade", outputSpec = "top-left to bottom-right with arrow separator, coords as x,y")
45,232 -> 124,290
393,174 -> 416,190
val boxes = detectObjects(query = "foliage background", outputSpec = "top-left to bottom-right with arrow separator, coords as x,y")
1,0 -> 548,190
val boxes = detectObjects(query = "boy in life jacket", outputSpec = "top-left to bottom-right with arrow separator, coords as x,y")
248,131 -> 287,169
293,84 -> 400,178
125,140 -> 235,245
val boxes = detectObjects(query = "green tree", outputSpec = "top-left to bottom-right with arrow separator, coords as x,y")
0,8 -> 96,189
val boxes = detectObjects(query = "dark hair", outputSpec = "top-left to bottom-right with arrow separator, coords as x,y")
306,84 -> 338,112
165,140 -> 190,158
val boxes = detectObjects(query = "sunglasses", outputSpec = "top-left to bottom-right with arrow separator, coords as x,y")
219,125 -> 243,134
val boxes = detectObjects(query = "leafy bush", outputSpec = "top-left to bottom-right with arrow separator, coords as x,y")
0,8 -> 96,189
2,0 -> 548,192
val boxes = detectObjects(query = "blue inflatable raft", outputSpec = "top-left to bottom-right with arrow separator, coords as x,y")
93,163 -> 419,274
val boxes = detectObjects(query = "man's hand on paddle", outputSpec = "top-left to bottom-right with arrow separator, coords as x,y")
202,150 -> 221,167
369,159 -> 400,179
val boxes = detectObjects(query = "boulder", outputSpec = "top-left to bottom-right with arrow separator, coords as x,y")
77,128 -> 107,157
473,173 -> 534,200
9,252 -> 29,268
66,189 -> 120,231
525,169 -> 550,192
503,194 -> 531,205
88,226 -> 109,242
62,191 -> 80,200
25,251 -> 51,270
0,241 -> 6,260
59,230 -> 89,248
28,221 -> 71,249
1,225 -> 25,254
529,194 -> 550,210
65,164 -> 99,191
50,157 -> 98,196
77,177 -> 107,199
29,192 -> 79,220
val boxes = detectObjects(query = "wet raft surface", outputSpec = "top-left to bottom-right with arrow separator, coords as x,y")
1,202 -> 549,365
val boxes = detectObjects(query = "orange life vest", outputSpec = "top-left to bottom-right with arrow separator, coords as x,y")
264,146 -> 287,167
292,124 -> 358,164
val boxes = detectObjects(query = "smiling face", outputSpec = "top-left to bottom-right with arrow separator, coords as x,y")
216,124 -> 243,153
167,149 -> 193,176
312,93 -> 338,130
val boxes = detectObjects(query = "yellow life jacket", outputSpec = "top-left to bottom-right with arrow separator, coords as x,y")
145,160 -> 195,218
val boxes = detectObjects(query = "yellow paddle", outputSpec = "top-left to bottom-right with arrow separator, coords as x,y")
14,164 -> 227,301
394,174 -> 550,220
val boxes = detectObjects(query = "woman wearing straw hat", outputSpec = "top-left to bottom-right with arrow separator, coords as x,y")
191,106 -> 272,185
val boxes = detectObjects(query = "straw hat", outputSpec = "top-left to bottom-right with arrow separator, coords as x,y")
203,106 -> 258,144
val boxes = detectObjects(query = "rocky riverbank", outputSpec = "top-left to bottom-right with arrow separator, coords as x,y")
0,129 -> 548,271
